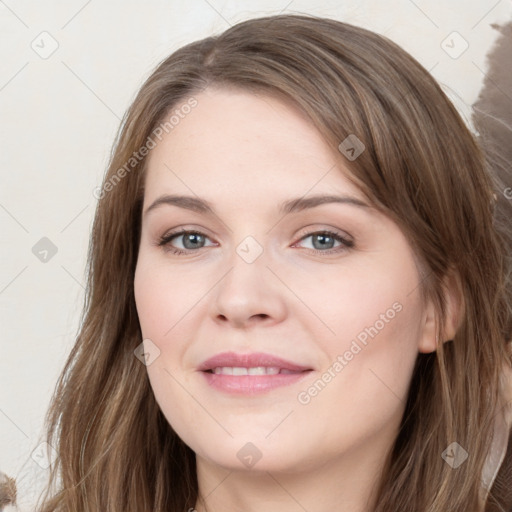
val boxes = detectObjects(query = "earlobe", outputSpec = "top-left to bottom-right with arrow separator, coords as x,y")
418,268 -> 464,354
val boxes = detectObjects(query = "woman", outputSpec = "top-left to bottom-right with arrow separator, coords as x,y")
35,13 -> 511,512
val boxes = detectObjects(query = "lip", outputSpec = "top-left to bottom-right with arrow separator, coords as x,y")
198,351 -> 312,372
197,351 -> 313,395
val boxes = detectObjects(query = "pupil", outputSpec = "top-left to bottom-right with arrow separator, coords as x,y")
314,234 -> 333,250
184,233 -> 203,249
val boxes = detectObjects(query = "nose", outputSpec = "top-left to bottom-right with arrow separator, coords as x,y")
209,243 -> 287,329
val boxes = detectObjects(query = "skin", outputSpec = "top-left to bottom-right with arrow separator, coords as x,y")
134,87 -> 458,512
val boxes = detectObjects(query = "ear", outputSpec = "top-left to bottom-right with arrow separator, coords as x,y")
418,268 -> 464,353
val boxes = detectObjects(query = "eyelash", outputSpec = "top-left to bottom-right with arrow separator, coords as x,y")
157,228 -> 354,256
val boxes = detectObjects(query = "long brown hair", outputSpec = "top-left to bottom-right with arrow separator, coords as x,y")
36,14 -> 512,511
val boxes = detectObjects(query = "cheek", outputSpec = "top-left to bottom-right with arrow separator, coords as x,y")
134,257 -> 203,404
134,260 -> 196,433
294,297 -> 422,460
304,250 -> 423,407
133,264 -> 165,338
134,256 -> 193,339
310,253 -> 421,348
310,273 -> 422,403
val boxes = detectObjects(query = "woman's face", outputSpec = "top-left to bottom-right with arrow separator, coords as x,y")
134,87 -> 436,474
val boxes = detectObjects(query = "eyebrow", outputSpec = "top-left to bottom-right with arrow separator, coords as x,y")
143,193 -> 370,218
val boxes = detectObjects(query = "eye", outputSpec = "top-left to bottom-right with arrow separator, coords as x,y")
157,229 -> 216,255
157,228 -> 354,256
293,230 -> 354,255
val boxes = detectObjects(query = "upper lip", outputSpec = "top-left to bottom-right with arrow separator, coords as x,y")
198,351 -> 312,372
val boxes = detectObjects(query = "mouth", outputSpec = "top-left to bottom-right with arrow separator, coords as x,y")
198,352 -> 313,394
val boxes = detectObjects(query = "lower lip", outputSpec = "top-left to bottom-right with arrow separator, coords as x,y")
200,370 -> 313,395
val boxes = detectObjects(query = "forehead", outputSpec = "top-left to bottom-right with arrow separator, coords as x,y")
143,88 -> 365,208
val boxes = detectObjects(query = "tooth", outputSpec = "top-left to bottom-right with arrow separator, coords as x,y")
211,366 -> 289,375
248,367 -> 267,375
